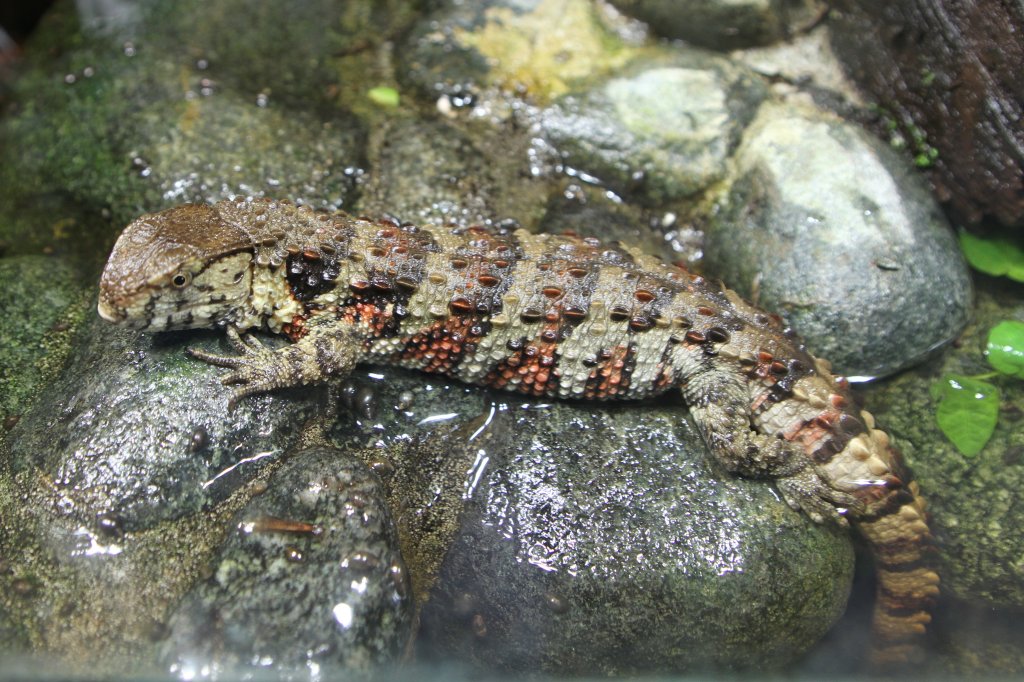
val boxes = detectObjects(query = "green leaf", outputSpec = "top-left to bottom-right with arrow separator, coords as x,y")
367,86 -> 400,108
986,320 -> 1024,378
959,230 -> 1024,282
930,374 -> 999,456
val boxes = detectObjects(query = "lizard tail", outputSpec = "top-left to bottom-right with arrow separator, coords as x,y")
846,425 -> 940,665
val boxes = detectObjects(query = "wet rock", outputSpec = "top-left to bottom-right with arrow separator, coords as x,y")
928,606 -> 1024,676
0,254 -> 84,423
400,0 -> 639,108
703,100 -> 971,378
537,182 -> 668,260
609,0 -> 822,50
830,0 -> 1024,229
402,399 -> 854,674
541,54 -> 767,205
161,447 -> 412,679
0,0 -> 367,255
731,25 -> 862,102
317,369 -> 854,674
358,117 -> 546,230
6,320 -> 315,532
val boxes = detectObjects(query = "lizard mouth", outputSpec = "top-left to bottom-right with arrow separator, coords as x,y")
97,299 -> 124,323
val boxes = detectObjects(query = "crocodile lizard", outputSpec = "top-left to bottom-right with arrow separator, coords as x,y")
97,197 -> 940,664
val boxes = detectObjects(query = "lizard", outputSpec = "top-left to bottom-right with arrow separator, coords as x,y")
97,196 -> 940,664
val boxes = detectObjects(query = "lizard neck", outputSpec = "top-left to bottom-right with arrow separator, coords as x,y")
237,260 -> 304,333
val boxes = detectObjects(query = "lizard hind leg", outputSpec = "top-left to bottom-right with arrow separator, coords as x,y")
188,322 -> 363,408
680,369 -> 861,526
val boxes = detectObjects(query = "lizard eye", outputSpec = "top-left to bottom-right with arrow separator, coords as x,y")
172,272 -> 191,288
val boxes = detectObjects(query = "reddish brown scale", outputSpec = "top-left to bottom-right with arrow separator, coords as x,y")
356,225 -> 442,304
341,301 -> 394,338
397,317 -> 480,375
684,330 -> 706,344
652,363 -> 676,392
485,343 -> 559,396
281,318 -> 309,342
583,344 -> 636,399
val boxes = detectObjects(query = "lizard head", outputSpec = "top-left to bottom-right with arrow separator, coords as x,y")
98,203 -> 255,330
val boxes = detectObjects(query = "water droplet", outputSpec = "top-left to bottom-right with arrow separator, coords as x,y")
332,602 -> 354,628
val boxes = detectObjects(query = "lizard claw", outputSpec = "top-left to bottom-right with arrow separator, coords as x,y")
187,346 -> 246,368
776,466 -> 864,527
187,327 -> 289,408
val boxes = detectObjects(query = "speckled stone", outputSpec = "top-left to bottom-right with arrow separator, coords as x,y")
357,117 -> 546,231
0,0 -> 371,254
703,100 -> 972,379
400,0 -> 638,108
370,392 -> 857,675
6,320 -> 314,532
541,55 -> 768,205
160,447 -> 412,679
0,255 -> 84,423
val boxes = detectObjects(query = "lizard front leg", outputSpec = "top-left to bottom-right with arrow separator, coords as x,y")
189,318 -> 363,408
681,368 -> 862,525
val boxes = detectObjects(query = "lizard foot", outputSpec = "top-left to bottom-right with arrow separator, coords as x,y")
775,466 -> 865,527
187,326 -> 255,368
188,327 -> 295,408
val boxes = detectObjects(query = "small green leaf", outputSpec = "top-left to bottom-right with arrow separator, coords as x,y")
986,320 -> 1024,378
367,86 -> 400,108
930,374 -> 999,456
959,231 -> 1024,282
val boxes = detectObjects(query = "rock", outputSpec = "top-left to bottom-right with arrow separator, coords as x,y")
377,395 -> 855,674
358,117 -> 547,230
829,0 -> 1024,229
609,0 -> 822,50
541,54 -> 767,205
6,320 -> 315,532
401,0 -> 638,108
160,447 -> 412,679
730,25 -> 862,102
537,182 -> 667,259
703,100 -> 971,378
0,255 -> 84,424
0,0 -> 368,255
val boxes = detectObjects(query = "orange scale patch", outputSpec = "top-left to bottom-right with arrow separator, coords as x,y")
397,317 -> 476,375
281,315 -> 310,341
583,345 -> 635,399
341,301 -> 393,336
484,344 -> 560,397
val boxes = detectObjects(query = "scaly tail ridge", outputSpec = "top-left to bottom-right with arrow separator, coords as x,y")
850,426 -> 940,665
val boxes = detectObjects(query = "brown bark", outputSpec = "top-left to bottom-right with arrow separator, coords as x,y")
830,0 -> 1024,229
